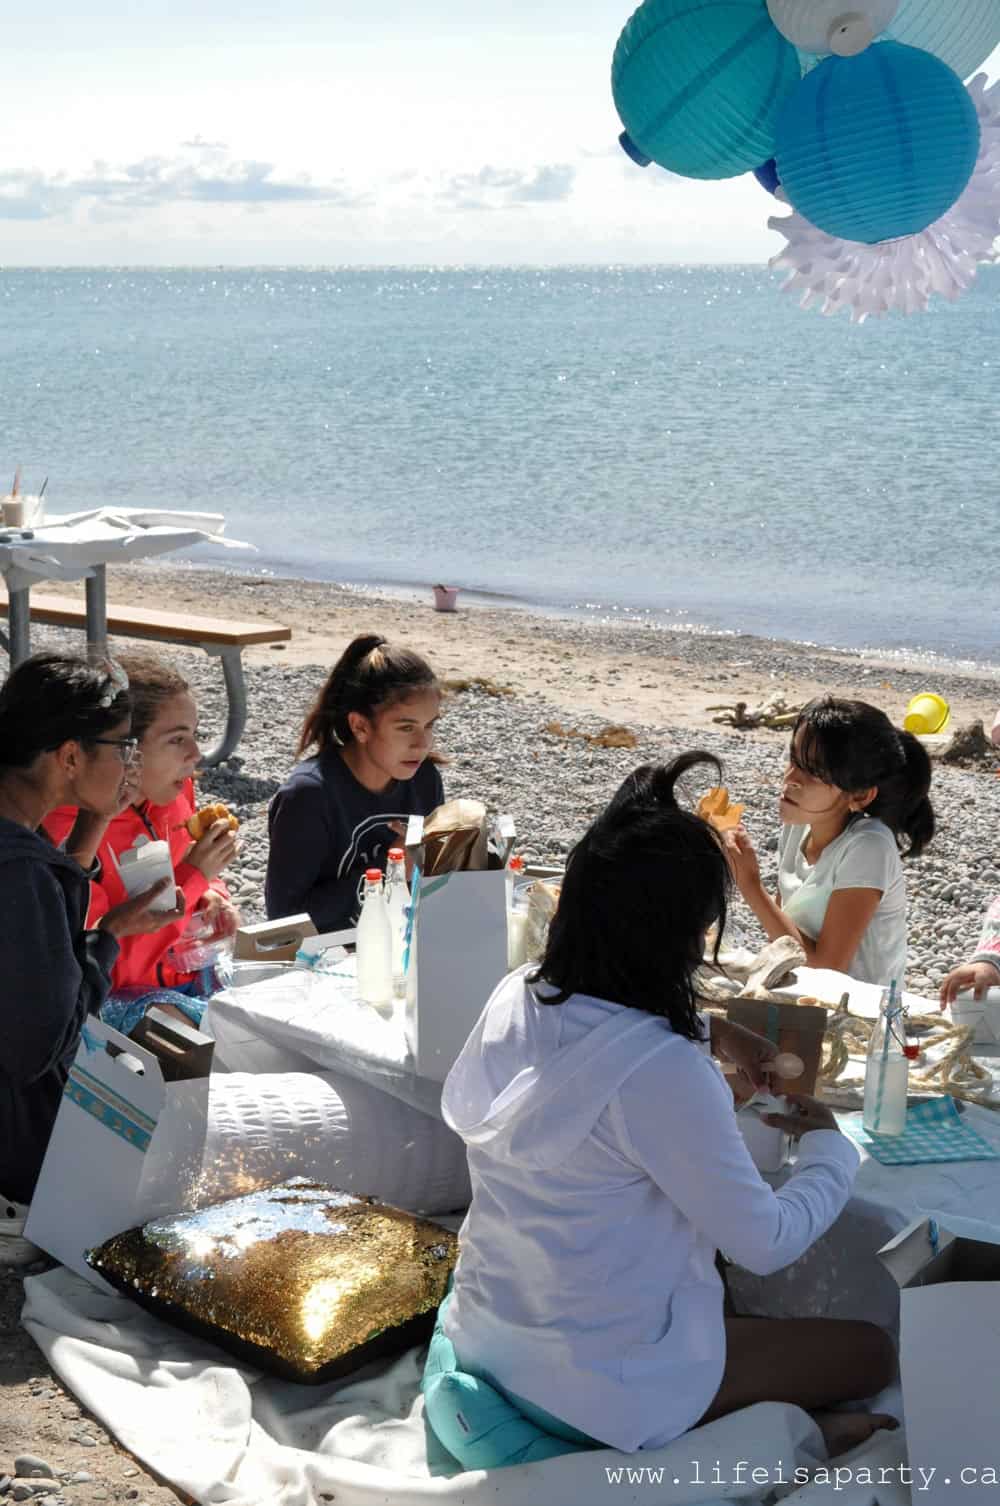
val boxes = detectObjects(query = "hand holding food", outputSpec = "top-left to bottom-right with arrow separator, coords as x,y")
185,806 -> 240,880
721,824 -> 762,897
697,786 -> 745,833
185,802 -> 239,840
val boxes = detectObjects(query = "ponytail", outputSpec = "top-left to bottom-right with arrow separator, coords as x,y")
530,751 -> 731,1039
0,652 -> 130,770
869,730 -> 934,859
297,634 -> 438,757
791,697 -> 935,858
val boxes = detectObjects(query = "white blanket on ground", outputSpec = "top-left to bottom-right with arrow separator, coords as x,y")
22,1269 -> 910,1506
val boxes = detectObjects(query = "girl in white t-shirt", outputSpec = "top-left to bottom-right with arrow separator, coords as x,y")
726,698 -> 934,986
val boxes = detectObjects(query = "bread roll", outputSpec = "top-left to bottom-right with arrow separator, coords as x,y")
185,802 -> 239,840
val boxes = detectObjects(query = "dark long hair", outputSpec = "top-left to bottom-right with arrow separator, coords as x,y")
297,634 -> 438,757
0,652 -> 130,770
529,753 -> 731,1041
792,696 -> 934,858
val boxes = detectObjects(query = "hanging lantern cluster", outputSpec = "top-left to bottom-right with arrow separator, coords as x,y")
612,0 -> 1000,320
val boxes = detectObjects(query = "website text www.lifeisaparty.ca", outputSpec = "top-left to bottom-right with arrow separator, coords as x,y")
602,1459 -> 1000,1492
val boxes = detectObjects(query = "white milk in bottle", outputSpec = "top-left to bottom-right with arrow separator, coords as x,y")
356,868 -> 393,1012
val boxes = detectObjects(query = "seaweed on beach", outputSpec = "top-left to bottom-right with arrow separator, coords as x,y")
544,721 -> 638,750
442,676 -> 515,697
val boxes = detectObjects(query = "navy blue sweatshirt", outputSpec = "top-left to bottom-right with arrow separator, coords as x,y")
0,819 -> 119,1205
265,750 -> 444,932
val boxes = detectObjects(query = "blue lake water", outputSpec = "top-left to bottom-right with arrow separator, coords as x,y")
2,264 -> 997,661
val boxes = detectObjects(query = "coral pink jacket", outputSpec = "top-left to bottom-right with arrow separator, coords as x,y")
45,779 -> 230,991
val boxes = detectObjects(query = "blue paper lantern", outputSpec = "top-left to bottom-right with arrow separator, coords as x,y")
887,0 -> 1000,81
753,157 -> 782,195
776,41 -> 981,244
612,0 -> 802,180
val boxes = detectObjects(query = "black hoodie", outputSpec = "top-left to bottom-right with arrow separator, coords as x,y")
0,818 -> 119,1204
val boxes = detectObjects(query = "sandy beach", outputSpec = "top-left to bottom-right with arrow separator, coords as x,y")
37,557 -> 1000,731
4,557 -> 1000,1502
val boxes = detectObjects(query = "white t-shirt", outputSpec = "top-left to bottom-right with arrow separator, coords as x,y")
441,970 -> 858,1453
777,817 -> 907,987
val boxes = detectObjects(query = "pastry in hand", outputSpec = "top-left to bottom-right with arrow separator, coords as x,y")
186,802 -> 239,840
697,787 -> 745,833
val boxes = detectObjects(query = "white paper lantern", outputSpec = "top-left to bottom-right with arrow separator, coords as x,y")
767,72 -> 1000,321
887,0 -> 1000,80
767,0 -> 899,56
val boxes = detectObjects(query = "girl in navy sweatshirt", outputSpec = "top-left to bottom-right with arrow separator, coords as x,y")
266,635 -> 443,931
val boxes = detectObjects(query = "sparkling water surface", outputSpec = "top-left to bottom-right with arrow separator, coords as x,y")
2,264 -> 997,661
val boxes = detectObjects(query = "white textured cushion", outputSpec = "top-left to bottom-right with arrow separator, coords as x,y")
193,1071 -> 470,1216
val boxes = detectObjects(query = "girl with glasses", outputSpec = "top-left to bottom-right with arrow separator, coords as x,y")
0,652 -> 183,1254
45,654 -> 240,1034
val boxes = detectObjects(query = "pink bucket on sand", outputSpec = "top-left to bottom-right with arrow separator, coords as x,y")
432,584 -> 459,612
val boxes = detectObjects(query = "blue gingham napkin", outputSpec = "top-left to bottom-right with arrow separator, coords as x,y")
843,1096 -> 1000,1165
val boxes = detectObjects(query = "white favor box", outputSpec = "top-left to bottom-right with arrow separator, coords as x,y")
950,988 -> 1000,1046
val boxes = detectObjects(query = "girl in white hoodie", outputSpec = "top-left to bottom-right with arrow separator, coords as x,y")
441,754 -> 895,1459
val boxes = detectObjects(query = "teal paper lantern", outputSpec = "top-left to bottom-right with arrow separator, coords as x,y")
612,0 -> 802,180
887,0 -> 1000,81
776,41 -> 981,244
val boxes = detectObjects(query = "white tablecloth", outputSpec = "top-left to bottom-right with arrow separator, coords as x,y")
0,506 -> 252,593
204,961 -> 442,1116
729,1102 -> 1000,1333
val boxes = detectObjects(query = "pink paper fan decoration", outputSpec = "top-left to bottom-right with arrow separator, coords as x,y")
767,72 -> 1000,321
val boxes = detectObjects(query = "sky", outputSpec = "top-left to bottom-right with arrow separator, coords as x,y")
1,2 -> 997,266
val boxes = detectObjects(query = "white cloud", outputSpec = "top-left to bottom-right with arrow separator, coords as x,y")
0,15 -> 993,263
438,163 -> 576,211
0,151 -> 368,220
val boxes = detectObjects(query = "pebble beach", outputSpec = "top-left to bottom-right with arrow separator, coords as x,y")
46,559 -> 1000,996
4,557 -> 1000,1502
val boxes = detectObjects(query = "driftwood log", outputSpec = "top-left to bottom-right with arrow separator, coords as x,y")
707,695 -> 802,731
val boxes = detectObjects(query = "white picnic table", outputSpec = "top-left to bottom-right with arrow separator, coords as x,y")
0,506 -> 252,664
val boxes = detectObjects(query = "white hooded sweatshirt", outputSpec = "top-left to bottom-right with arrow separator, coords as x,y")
441,968 -> 859,1453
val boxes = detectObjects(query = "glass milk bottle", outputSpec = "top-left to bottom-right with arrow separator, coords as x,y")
863,984 -> 911,1136
385,847 -> 410,999
356,868 -> 393,1012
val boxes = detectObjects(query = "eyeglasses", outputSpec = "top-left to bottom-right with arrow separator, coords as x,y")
91,736 -> 142,767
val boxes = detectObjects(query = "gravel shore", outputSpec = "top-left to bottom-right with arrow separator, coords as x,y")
192,663 -> 1000,998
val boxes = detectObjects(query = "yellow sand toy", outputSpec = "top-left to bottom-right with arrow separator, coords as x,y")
903,692 -> 950,736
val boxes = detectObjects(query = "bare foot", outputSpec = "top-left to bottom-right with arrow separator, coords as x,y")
812,1411 -> 898,1459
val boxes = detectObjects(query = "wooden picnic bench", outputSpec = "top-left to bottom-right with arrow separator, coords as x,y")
0,590 -> 291,766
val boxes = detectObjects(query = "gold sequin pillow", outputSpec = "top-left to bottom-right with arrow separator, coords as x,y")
87,1179 -> 457,1383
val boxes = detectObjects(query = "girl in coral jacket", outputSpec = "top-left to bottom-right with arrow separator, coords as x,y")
45,654 -> 239,1030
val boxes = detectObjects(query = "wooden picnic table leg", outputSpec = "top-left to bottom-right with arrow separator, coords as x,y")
198,644 -> 248,767
85,564 -> 108,660
7,586 -> 31,665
